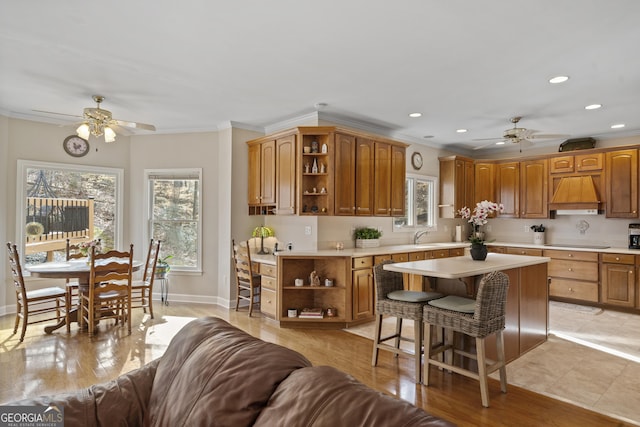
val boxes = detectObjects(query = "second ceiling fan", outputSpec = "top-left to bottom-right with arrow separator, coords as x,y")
473,116 -> 568,150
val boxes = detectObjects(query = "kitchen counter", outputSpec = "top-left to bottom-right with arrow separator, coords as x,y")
488,241 -> 640,254
383,252 -> 550,279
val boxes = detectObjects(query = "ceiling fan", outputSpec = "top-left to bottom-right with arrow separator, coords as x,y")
33,95 -> 156,143
473,116 -> 568,150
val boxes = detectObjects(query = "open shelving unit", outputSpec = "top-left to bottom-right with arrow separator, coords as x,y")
299,129 -> 335,216
278,255 -> 350,324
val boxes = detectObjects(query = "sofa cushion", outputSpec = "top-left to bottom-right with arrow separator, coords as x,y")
146,317 -> 311,427
255,365 -> 454,426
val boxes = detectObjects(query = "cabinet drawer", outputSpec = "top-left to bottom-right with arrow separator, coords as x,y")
549,278 -> 598,302
353,256 -> 373,269
507,247 -> 543,256
374,254 -> 391,265
261,288 -> 277,318
260,263 -> 277,277
431,249 -> 450,259
575,153 -> 603,172
449,248 -> 465,257
261,275 -> 276,290
408,251 -> 425,261
391,252 -> 408,262
543,249 -> 598,262
548,259 -> 598,281
488,246 -> 507,253
601,253 -> 635,264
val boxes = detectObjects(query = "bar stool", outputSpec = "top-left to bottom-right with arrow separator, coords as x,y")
371,260 -> 443,384
422,271 -> 509,407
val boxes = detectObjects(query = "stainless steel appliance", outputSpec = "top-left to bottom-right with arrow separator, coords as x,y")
629,224 -> 640,249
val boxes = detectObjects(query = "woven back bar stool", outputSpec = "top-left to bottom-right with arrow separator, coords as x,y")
422,270 -> 509,407
371,260 -> 443,384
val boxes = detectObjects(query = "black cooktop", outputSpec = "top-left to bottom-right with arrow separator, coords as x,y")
544,244 -> 610,249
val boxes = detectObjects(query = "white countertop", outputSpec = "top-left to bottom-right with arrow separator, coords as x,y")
249,241 -> 640,264
383,253 -> 550,279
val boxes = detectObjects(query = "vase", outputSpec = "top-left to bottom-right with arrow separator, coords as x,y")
470,243 -> 488,261
533,232 -> 545,245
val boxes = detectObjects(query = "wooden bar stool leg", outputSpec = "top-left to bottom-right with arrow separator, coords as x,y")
394,317 -> 402,356
497,330 -> 508,393
414,320 -> 423,384
423,322 -> 433,386
371,313 -> 383,366
476,337 -> 490,408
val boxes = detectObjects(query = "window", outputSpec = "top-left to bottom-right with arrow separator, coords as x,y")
16,160 -> 123,267
394,174 -> 437,229
145,169 -> 202,273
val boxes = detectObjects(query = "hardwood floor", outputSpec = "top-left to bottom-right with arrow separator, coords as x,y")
0,302 -> 632,427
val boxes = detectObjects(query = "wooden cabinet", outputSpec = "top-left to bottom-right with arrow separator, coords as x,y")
605,149 -> 638,218
600,253 -> 635,307
373,142 -> 406,216
275,134 -> 296,215
520,159 -> 548,218
545,249 -> 599,302
474,162 -> 495,204
299,129 -> 333,215
550,153 -> 603,174
278,256 -> 351,325
334,134 -> 374,216
352,256 -> 374,320
496,162 -> 519,217
439,156 -> 474,218
259,263 -> 278,318
247,139 -> 276,213
506,247 -> 543,256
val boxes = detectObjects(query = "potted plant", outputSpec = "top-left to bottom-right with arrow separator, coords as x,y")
354,227 -> 382,248
252,226 -> 275,254
530,224 -> 546,245
155,255 -> 173,279
458,200 -> 504,260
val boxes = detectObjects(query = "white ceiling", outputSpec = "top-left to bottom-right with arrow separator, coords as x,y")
2,0 -> 639,154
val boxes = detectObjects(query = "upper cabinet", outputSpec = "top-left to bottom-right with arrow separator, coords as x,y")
248,139 -> 276,214
439,156 -> 474,218
520,159 -> 548,218
606,149 -> 638,218
475,162 -> 495,204
550,153 -> 603,174
496,162 -> 520,218
248,126 -> 406,217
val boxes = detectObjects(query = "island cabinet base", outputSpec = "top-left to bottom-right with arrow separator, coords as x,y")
484,263 -> 549,363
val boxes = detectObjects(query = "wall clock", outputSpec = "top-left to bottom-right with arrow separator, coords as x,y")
411,152 -> 423,170
63,135 -> 89,157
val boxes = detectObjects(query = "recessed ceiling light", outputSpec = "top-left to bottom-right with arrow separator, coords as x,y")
549,76 -> 569,84
496,141 -> 506,145
585,104 -> 602,110
409,112 -> 422,118
423,135 -> 434,139
456,129 -> 467,133
611,123 -> 626,129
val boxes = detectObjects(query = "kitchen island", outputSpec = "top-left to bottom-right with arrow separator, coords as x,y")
384,253 -> 551,362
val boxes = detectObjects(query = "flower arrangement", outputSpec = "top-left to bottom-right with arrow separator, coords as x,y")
530,224 -> 545,232
458,200 -> 504,245
79,239 -> 102,256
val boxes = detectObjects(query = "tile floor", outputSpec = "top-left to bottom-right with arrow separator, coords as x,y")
501,302 -> 640,425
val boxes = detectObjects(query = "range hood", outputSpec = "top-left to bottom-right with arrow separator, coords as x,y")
549,175 -> 601,215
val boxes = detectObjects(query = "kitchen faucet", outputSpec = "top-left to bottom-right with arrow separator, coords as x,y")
414,230 -> 429,244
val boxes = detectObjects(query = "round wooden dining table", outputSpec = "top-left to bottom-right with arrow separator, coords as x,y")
27,259 -> 143,333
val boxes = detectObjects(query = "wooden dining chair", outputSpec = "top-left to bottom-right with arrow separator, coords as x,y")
79,244 -> 134,337
64,239 -> 85,332
6,242 -> 67,342
131,239 -> 161,319
232,239 -> 261,316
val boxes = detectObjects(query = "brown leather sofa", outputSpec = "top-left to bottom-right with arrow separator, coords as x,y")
6,317 -> 454,426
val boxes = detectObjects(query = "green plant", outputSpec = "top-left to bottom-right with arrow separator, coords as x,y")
530,224 -> 545,232
157,254 -> 173,272
354,227 -> 382,240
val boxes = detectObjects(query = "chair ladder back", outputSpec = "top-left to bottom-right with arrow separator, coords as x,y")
233,240 -> 254,286
6,243 -> 28,300
142,239 -> 161,283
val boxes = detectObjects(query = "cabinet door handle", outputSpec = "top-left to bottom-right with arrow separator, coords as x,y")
616,257 -> 620,261
568,268 -> 573,272
568,254 -> 573,257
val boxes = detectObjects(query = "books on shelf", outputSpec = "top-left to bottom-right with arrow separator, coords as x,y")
298,307 -> 324,318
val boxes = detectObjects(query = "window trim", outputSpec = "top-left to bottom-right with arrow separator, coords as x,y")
393,173 -> 438,231
15,159 -> 124,260
144,168 -> 203,274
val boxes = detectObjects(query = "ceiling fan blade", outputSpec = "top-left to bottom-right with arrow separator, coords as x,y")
527,133 -> 570,140
473,140 -> 506,150
113,119 -> 156,131
472,137 -> 505,141
32,109 -> 83,119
